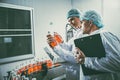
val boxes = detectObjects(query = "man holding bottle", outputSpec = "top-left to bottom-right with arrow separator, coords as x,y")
47,8 -> 83,80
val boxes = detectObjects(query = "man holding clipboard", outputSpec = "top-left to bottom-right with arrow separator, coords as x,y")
75,10 -> 120,80
47,10 -> 120,80
74,33 -> 106,75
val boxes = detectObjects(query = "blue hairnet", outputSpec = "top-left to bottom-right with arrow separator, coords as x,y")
67,9 -> 82,19
81,10 -> 104,28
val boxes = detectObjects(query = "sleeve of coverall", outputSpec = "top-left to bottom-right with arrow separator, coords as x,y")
84,32 -> 120,73
59,42 -> 72,51
59,37 -> 75,51
53,45 -> 77,63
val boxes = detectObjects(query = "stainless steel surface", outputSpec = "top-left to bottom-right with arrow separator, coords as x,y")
44,66 -> 66,80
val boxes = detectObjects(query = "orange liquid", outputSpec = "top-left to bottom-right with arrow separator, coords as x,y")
28,64 -> 34,74
47,34 -> 57,48
33,63 -> 38,72
46,60 -> 52,68
50,41 -> 57,47
28,67 -> 34,74
37,62 -> 42,71
54,32 -> 62,44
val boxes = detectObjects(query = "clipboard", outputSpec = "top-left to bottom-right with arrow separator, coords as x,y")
74,34 -> 106,75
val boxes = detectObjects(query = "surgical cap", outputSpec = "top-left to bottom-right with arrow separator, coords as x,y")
67,9 -> 81,19
81,10 -> 104,28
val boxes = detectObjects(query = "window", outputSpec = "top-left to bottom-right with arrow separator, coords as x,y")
0,3 -> 35,64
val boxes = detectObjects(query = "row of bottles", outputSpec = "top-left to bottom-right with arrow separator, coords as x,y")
4,58 -> 52,80
47,32 -> 63,48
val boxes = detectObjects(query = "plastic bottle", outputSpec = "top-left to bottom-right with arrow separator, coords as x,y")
47,31 -> 57,48
54,32 -> 63,44
46,59 -> 52,68
28,60 -> 34,74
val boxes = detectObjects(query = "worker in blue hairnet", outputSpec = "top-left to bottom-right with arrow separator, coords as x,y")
47,8 -> 83,80
47,8 -> 83,63
74,10 -> 120,80
47,9 -> 120,80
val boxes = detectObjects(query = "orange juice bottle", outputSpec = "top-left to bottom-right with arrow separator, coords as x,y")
46,60 -> 52,68
54,32 -> 63,44
47,31 -> 57,48
28,63 -> 33,74
37,62 -> 42,71
33,63 -> 38,72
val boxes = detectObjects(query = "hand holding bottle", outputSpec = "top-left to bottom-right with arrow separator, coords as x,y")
46,31 -> 63,48
47,31 -> 58,48
54,32 -> 63,44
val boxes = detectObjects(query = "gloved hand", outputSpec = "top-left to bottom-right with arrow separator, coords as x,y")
46,32 -> 64,48
54,32 -> 64,44
75,47 -> 85,64
47,34 -> 58,48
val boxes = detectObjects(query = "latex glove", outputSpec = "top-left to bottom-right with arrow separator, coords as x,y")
75,47 -> 85,64
47,34 -> 58,49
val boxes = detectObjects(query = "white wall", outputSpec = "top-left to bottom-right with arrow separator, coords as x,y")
0,0 -> 71,79
103,0 -> 120,38
72,0 -> 103,15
